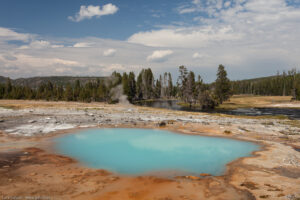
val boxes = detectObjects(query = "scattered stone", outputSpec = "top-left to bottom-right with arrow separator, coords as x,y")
28,120 -> 36,123
30,172 -> 37,176
259,195 -> 270,199
0,119 -> 4,123
158,121 -> 167,127
238,126 -> 249,132
240,181 -> 258,190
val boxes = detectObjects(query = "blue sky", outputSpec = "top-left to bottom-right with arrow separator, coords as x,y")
0,0 -> 300,82
0,0 -> 188,39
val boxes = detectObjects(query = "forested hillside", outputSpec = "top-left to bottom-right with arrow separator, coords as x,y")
0,67 -> 299,107
231,69 -> 300,99
0,76 -> 106,88
0,65 -> 232,109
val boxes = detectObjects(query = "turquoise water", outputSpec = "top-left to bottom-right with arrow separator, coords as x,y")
55,128 -> 259,176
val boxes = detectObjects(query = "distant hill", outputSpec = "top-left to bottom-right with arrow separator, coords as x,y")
0,76 -> 8,84
0,76 -> 107,88
232,75 -> 278,82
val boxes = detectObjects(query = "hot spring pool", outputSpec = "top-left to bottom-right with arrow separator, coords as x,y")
55,128 -> 260,176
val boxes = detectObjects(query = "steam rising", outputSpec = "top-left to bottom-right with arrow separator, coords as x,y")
110,84 -> 130,105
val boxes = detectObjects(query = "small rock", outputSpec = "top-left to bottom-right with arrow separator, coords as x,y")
30,172 -> 37,176
3,165 -> 10,168
158,121 -> 167,127
209,181 -> 220,188
240,181 -> 258,190
185,175 -> 200,180
109,177 -> 119,181
0,119 -> 4,123
28,120 -> 36,123
200,173 -> 211,177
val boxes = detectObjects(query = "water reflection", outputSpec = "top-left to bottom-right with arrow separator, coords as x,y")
135,100 -> 300,119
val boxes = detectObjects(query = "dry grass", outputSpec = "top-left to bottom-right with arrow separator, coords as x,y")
218,95 -> 293,109
0,99 -> 109,109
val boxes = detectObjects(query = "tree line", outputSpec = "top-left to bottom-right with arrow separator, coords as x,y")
231,69 -> 300,100
0,64 -> 262,109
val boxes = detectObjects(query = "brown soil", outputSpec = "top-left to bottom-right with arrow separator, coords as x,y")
0,147 -> 256,200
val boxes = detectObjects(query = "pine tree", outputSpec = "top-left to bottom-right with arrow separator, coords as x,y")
136,70 -> 144,100
0,83 -> 4,99
74,80 -> 81,101
128,72 -> 136,102
177,65 -> 188,101
186,71 -> 196,106
122,72 -> 129,98
64,83 -> 73,101
167,73 -> 173,98
4,78 -> 12,98
155,78 -> 162,99
97,80 -> 107,102
215,64 -> 231,104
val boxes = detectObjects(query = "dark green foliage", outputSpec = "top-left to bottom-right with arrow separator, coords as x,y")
186,71 -> 196,105
122,72 -> 129,97
215,64 -> 232,104
155,77 -> 162,98
136,68 -> 155,99
199,90 -> 217,110
121,72 -> 136,103
176,66 -> 218,109
64,83 -> 73,101
128,72 -> 136,102
231,69 -> 300,100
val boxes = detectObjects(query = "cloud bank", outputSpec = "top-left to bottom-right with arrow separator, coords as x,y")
0,0 -> 300,82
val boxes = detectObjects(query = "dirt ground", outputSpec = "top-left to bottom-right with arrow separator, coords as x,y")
0,99 -> 300,200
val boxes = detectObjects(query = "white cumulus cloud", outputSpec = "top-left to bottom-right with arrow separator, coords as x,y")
73,42 -> 92,48
18,40 -> 63,49
103,48 -> 116,57
68,4 -> 118,22
193,52 -> 204,59
0,27 -> 32,42
147,50 -> 173,62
